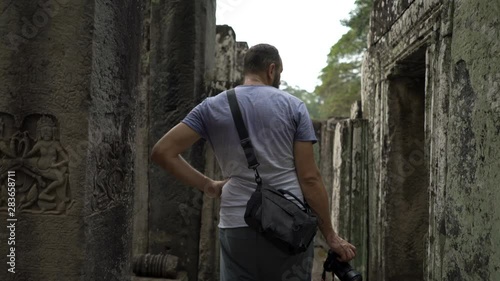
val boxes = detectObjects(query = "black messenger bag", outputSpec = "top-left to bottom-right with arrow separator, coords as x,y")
226,88 -> 318,255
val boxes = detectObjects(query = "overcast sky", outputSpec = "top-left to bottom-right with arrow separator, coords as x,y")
216,0 -> 356,92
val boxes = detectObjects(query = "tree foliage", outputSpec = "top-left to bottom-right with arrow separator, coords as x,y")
315,0 -> 373,118
281,81 -> 321,120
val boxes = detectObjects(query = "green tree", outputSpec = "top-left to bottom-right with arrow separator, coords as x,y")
315,0 -> 373,118
281,81 -> 321,120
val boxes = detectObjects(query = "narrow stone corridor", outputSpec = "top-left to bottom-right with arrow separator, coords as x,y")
0,0 -> 498,280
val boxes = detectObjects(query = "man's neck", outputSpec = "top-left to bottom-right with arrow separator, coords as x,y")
243,74 -> 269,86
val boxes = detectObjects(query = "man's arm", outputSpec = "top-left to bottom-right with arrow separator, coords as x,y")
294,141 -> 356,262
151,123 -> 225,197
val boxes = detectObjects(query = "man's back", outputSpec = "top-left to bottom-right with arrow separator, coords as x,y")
182,85 -> 317,228
152,43 -> 356,281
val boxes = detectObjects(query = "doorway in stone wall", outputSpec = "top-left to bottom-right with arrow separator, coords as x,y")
385,47 -> 429,281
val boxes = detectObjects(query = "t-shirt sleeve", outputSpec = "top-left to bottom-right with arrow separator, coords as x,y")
294,102 -> 318,144
181,99 -> 209,140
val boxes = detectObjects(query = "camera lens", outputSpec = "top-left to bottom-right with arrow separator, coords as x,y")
344,270 -> 362,281
323,250 -> 362,281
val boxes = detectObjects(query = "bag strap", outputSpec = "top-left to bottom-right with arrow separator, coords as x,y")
226,89 -> 263,187
278,189 -> 311,212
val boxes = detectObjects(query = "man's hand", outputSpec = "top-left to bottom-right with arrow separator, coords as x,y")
204,178 -> 230,198
293,141 -> 357,262
327,234 -> 357,262
151,123 -> 213,192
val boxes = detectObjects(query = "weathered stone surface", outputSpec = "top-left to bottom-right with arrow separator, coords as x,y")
323,118 -> 369,279
331,120 -> 352,240
198,23 -> 247,281
214,25 -> 237,87
82,0 -> 143,279
148,1 -> 215,281
0,1 -> 239,280
441,1 -> 500,280
0,0 -> 140,280
349,119 -> 369,277
312,246 -> 332,281
3,1 -> 497,280
211,25 -> 248,95
371,0 -> 442,52
198,147 -> 222,281
132,0 -> 153,260
425,2 -> 453,278
362,0 -> 500,280
235,41 -> 249,85
350,100 -> 362,119
384,75 -> 428,281
320,119 -> 345,195
132,271 -> 188,281
319,121 -> 333,206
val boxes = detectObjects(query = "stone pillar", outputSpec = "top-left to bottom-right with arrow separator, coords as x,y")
132,0 -> 153,260
349,119 -> 368,276
198,148 -> 222,281
213,25 -> 237,93
331,120 -> 352,241
211,25 -> 248,95
198,24 -> 247,281
0,0 -> 143,280
148,1 -> 216,281
440,1 -> 500,280
0,1 -> 92,278
312,118 -> 338,280
235,41 -> 249,85
323,118 -> 369,279
83,0 -> 143,279
320,118 -> 344,205
425,1 -> 453,280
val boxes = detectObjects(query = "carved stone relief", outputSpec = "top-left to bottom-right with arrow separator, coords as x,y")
89,113 -> 132,212
0,113 -> 73,214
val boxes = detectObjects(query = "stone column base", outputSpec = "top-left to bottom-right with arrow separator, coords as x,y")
132,272 -> 188,281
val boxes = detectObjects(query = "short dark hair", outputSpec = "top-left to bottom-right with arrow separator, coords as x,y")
243,44 -> 282,75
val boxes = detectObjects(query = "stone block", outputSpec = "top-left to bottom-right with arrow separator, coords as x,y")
132,271 -> 188,281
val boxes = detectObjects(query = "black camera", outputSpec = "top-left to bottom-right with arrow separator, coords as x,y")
322,250 -> 362,281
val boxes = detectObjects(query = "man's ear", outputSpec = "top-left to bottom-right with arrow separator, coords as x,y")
267,63 -> 276,80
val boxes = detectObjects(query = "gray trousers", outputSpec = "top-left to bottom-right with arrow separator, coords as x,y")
219,227 -> 314,281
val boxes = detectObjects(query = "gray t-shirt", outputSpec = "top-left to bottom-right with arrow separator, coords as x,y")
182,85 -> 317,228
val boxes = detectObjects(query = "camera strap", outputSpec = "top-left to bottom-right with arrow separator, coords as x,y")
321,270 -> 331,281
321,260 -> 333,281
226,89 -> 263,187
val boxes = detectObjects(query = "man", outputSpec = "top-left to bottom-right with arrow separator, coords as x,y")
151,43 -> 356,280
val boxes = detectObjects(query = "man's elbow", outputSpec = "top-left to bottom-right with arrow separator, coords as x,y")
150,144 -> 165,165
298,171 -> 322,187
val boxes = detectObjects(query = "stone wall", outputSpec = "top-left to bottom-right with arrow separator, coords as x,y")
441,1 -> 500,280
0,0 -> 143,280
147,1 -> 216,281
316,116 -> 369,280
362,0 -> 500,280
5,0 -> 498,280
